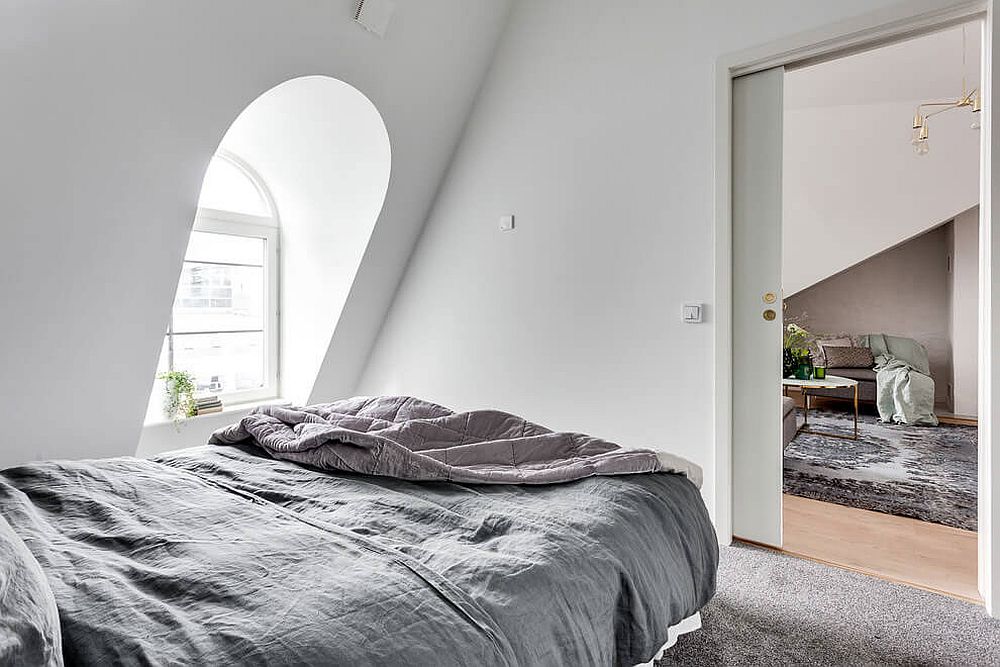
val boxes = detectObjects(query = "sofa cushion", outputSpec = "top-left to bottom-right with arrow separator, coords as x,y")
821,346 -> 874,369
811,335 -> 852,365
826,367 -> 877,382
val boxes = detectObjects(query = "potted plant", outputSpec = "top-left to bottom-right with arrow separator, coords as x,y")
783,323 -> 812,379
158,370 -> 197,427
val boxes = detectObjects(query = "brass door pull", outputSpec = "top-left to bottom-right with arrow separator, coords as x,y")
763,309 -> 776,321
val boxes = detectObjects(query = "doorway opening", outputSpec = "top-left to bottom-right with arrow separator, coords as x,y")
724,8 -> 992,611
779,22 -> 982,602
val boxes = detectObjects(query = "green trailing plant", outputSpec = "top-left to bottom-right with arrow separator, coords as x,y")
158,370 -> 197,426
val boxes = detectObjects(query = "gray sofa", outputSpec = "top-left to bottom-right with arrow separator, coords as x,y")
807,367 -> 877,403
782,396 -> 797,448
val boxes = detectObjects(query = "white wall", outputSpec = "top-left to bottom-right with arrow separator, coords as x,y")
952,206 -> 980,416
219,77 -> 392,405
356,0 -> 965,518
783,100 -> 980,295
0,0 -> 512,469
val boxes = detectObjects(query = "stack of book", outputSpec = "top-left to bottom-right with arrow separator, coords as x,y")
194,396 -> 223,416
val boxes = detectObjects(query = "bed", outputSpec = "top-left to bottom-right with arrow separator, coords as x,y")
0,396 -> 718,666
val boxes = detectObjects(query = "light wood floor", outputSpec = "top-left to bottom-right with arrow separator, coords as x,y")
781,494 -> 981,603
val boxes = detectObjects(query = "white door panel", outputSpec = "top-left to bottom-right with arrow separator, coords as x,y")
732,67 -> 784,547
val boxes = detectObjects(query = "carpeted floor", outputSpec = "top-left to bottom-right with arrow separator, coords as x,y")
658,544 -> 1000,666
783,408 -> 977,530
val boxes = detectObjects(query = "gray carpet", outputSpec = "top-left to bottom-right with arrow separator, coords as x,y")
783,408 -> 977,530
658,544 -> 1000,666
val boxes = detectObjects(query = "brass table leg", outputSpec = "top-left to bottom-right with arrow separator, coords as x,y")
854,383 -> 859,440
793,383 -> 859,440
803,388 -> 808,427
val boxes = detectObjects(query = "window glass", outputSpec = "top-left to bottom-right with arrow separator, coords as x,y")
185,231 -> 264,266
197,156 -> 270,217
165,231 -> 269,397
172,262 -> 265,333
171,331 -> 265,395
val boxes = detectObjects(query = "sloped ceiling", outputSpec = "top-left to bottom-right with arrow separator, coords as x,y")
783,21 -> 981,295
785,22 -> 981,109
0,0 -> 512,469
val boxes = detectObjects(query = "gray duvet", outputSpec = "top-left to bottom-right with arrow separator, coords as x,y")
0,400 -> 717,666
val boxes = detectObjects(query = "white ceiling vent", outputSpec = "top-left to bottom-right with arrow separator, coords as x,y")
354,0 -> 396,38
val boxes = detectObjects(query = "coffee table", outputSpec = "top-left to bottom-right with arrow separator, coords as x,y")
781,375 -> 859,440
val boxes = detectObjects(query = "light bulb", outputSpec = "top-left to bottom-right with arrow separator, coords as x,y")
917,141 -> 930,156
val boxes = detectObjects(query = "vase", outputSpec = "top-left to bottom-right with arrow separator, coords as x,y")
794,361 -> 813,380
782,348 -> 797,378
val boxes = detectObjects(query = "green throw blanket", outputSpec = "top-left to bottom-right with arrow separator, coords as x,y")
860,333 -> 938,426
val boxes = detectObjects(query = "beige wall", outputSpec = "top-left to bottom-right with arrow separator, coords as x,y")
951,207 -> 980,417
784,225 -> 953,407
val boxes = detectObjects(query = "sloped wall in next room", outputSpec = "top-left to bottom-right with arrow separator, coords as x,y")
783,222 -> 965,409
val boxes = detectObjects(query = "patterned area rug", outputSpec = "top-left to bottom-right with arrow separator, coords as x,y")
782,408 -> 977,530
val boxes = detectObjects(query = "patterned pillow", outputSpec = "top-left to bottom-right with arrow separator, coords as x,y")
811,336 -> 852,365
821,345 -> 874,369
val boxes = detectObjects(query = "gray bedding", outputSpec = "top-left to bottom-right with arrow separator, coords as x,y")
0,403 -> 717,666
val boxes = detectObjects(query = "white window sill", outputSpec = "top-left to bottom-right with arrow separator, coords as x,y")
137,397 -> 292,459
142,397 -> 291,428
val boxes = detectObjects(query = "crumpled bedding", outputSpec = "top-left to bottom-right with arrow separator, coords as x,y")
0,443 -> 718,666
0,511 -> 62,666
209,395 -> 703,487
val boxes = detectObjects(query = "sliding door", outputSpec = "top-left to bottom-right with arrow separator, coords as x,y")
731,67 -> 784,547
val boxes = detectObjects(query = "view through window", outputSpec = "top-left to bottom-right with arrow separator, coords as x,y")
152,154 -> 278,410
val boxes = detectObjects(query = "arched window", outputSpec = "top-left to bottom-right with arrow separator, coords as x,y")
153,152 -> 280,412
197,153 -> 273,217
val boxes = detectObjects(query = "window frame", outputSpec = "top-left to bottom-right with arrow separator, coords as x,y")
164,207 -> 280,405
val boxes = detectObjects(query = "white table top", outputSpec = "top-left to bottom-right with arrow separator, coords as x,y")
781,374 -> 858,389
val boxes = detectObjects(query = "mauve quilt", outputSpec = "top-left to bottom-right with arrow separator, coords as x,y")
209,396 -> 703,487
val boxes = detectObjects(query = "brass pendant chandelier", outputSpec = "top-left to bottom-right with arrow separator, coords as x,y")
911,26 -> 981,156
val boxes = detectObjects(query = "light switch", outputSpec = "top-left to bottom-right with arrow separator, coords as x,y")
499,215 -> 515,231
682,303 -> 703,323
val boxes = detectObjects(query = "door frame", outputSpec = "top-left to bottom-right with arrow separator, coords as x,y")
713,0 -> 998,615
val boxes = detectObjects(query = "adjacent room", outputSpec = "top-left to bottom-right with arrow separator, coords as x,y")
2,2 -> 1000,665
779,24 -> 982,601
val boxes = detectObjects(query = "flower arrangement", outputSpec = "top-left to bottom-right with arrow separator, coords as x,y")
783,323 -> 813,379
784,322 -> 811,353
158,370 -> 197,426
